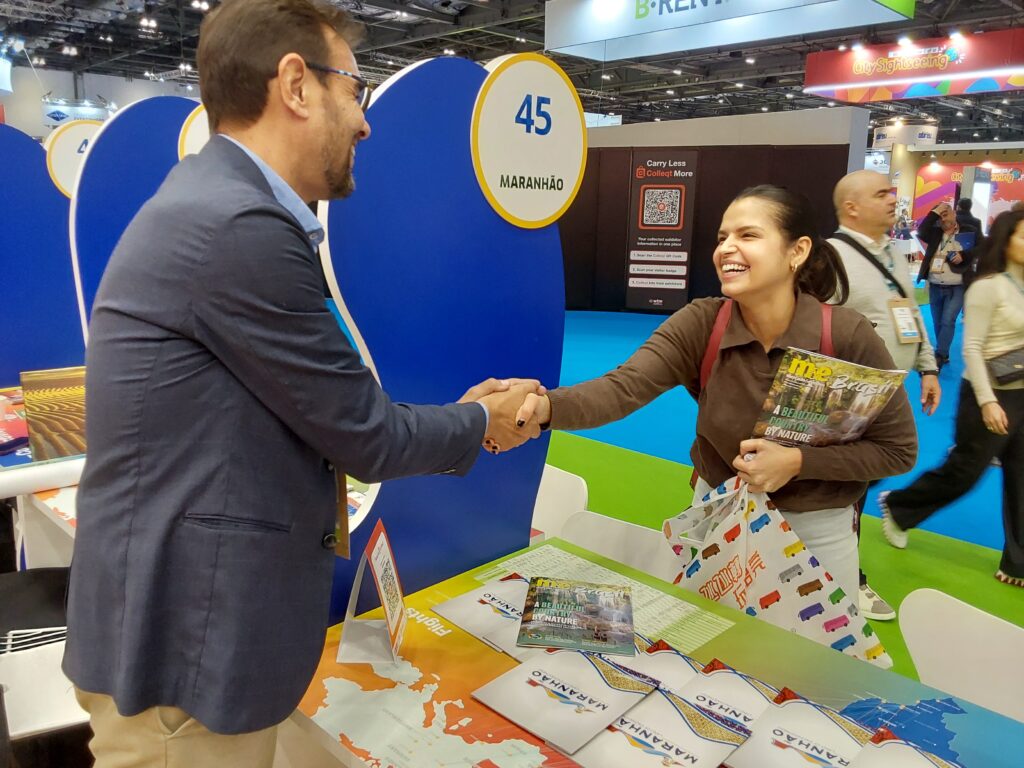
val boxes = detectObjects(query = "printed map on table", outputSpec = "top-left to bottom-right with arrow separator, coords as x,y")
301,545 -> 735,767
302,591 -> 578,767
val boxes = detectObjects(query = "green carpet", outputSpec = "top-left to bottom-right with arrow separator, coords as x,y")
545,431 -> 1024,680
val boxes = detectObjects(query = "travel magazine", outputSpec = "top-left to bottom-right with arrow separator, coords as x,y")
752,348 -> 906,447
516,577 -> 635,656
20,366 -> 86,461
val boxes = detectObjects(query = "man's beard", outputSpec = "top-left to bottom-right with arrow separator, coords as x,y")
321,98 -> 356,199
322,141 -> 355,199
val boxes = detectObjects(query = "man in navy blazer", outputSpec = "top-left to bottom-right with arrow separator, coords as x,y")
63,1 -> 539,764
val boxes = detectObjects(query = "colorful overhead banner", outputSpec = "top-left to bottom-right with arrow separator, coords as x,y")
914,162 -> 1024,227
805,28 -> 1024,103
545,0 -> 914,62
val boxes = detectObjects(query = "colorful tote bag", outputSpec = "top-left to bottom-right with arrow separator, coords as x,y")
663,477 -> 891,668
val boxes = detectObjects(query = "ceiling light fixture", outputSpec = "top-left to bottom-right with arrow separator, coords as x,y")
785,92 -> 794,99
672,68 -> 681,75
898,36 -> 912,47
601,74 -> 611,80
838,44 -> 847,52
666,89 -> 674,95
745,57 -> 755,64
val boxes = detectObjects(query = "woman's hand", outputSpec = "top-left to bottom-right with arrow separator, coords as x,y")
514,393 -> 552,430
982,402 -> 1009,436
732,439 -> 803,493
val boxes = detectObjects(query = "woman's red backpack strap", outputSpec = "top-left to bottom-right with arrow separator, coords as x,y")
699,300 -> 834,391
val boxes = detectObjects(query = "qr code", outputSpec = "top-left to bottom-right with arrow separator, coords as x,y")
642,186 -> 683,228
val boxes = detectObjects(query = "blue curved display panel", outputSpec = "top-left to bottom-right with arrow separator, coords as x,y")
72,96 -> 196,326
326,57 -> 566,619
0,124 -> 84,383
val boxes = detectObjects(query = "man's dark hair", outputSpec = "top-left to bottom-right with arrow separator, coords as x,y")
957,198 -> 973,213
198,0 -> 364,131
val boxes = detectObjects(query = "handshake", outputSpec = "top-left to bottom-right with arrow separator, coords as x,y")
458,378 -> 552,455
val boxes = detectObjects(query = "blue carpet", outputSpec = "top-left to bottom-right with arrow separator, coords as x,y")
559,306 -> 1005,552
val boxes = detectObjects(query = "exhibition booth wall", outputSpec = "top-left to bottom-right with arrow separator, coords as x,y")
559,107 -> 870,312
560,143 -> 852,311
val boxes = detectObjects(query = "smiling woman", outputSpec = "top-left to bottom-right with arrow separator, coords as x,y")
517,185 -> 918,640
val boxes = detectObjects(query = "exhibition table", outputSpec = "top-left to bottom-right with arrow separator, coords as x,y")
298,539 -> 1024,767
8,454 -> 1023,765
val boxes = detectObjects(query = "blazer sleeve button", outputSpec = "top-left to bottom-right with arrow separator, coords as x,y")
322,533 -> 338,549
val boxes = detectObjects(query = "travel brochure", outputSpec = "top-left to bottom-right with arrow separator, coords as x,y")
724,687 -> 873,768
0,388 -> 28,455
471,648 -> 657,754
516,577 -> 636,656
20,366 -> 87,461
432,572 -> 531,655
609,637 -> 703,693
441,575 -> 957,763
752,348 -> 906,447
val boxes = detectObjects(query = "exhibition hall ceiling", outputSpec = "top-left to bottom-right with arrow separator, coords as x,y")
1,0 -> 1023,142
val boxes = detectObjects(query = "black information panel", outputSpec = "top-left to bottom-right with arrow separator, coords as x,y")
625,149 -> 699,311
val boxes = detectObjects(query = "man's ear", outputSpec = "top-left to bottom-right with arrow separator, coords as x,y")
275,53 -> 312,120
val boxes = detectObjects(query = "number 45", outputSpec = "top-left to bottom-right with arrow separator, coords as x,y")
515,95 -> 551,136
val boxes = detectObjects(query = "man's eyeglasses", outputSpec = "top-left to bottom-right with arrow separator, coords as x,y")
306,62 -> 372,111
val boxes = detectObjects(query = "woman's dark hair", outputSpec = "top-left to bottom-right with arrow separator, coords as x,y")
974,210 -> 1024,280
732,184 -> 849,304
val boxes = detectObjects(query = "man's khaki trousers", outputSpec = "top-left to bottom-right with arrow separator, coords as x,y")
75,688 -> 277,768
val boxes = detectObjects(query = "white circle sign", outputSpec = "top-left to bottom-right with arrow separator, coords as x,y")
178,103 -> 211,160
45,120 -> 102,198
471,53 -> 586,229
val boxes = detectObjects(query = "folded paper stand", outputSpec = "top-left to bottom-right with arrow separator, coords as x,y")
337,519 -> 407,664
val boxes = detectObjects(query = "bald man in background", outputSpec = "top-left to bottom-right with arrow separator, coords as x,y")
828,170 -> 940,621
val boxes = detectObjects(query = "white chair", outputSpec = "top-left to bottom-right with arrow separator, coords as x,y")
900,588 -> 1024,723
530,465 -> 588,539
560,510 -> 680,583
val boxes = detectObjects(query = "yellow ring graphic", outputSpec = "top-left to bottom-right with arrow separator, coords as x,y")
45,120 -> 103,198
471,53 -> 587,229
178,103 -> 208,161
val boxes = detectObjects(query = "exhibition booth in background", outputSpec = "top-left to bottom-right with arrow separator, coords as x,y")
3,3 -> 1024,766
